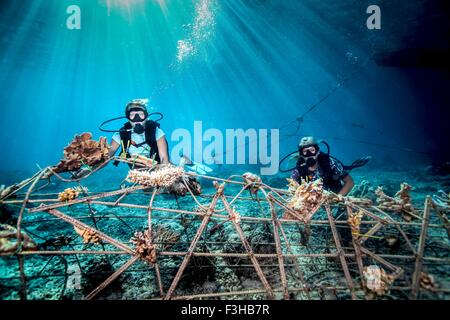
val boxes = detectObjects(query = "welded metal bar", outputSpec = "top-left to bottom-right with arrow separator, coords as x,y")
146,188 -> 164,297
16,169 -> 48,246
325,205 -> 356,299
358,222 -> 384,245
47,209 -> 135,254
28,185 -> 147,213
359,247 -> 401,272
221,193 -> 275,299
277,219 -> 311,299
19,250 -> 128,255
433,206 -> 450,239
411,197 -> 432,299
18,255 -> 27,300
86,256 -> 140,300
347,206 -> 366,289
267,196 -> 289,299
164,184 -> 223,300
395,224 -> 417,255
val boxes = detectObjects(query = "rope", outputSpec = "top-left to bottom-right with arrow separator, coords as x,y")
209,58 -> 371,160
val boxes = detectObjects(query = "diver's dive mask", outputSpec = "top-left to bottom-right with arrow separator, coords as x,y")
298,145 -> 319,167
127,108 -> 147,134
128,110 -> 146,122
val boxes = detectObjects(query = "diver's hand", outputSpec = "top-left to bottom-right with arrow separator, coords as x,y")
72,166 -> 91,179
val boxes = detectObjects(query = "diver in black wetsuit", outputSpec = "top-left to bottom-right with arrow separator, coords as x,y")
291,136 -> 355,195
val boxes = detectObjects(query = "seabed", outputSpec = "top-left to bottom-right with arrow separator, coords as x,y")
0,154 -> 449,300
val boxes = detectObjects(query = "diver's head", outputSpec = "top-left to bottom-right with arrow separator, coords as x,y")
298,136 -> 320,168
125,99 -> 149,134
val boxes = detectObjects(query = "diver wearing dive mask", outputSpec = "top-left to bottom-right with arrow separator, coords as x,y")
108,99 -> 170,165
128,110 -> 147,134
299,145 -> 320,168
292,136 -> 355,196
297,136 -> 321,169
126,103 -> 149,134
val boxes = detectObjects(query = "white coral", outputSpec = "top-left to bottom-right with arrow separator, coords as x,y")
126,165 -> 185,188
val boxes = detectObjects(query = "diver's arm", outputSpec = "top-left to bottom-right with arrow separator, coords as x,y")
291,168 -> 300,183
338,174 -> 354,196
109,140 -> 120,158
157,137 -> 170,164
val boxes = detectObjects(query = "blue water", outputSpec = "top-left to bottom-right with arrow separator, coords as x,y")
1,1 -> 450,301
0,0 -> 449,177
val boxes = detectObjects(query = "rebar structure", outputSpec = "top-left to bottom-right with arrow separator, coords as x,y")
1,156 -> 449,300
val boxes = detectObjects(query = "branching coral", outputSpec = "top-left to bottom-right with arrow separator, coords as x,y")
432,190 -> 450,209
363,265 -> 395,298
420,272 -> 436,291
326,193 -> 373,206
74,186 -> 89,194
284,178 -> 325,223
229,207 -> 241,224
168,176 -> 202,196
0,177 -> 34,200
242,172 -> 262,194
126,165 -> 184,188
347,210 -> 364,238
350,180 -> 371,198
375,183 -> 417,221
131,230 -> 157,264
58,188 -> 80,202
74,226 -> 100,244
131,226 -> 180,263
53,132 -> 110,173
0,224 -> 37,254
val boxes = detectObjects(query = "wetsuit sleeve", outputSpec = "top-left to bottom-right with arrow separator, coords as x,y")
330,158 -> 348,179
291,168 -> 300,182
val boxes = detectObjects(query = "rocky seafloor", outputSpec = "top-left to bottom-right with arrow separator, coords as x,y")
0,163 -> 449,300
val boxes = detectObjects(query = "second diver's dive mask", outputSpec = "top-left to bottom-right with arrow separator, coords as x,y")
298,145 -> 319,168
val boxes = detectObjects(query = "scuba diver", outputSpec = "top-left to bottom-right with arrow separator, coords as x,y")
108,99 -> 169,165
288,136 -> 371,195
73,99 -> 169,178
73,98 -> 213,178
